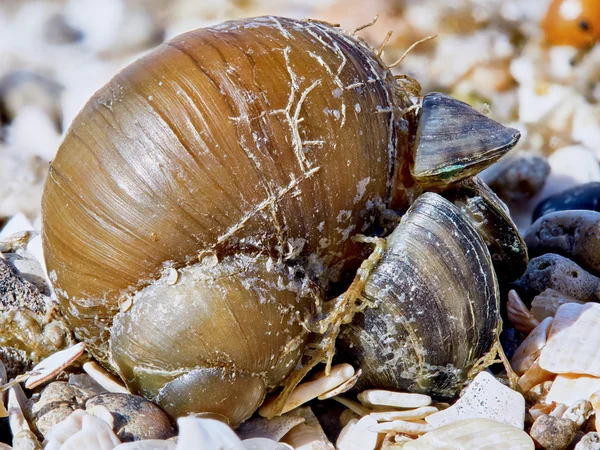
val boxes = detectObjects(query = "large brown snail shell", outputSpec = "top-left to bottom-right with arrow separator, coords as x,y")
41,16 -> 521,425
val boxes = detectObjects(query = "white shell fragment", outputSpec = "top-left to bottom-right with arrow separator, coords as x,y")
425,372 -> 526,429
25,342 -> 86,389
114,441 -> 176,450
45,410 -> 121,450
539,303 -> 600,376
357,390 -> 432,409
280,406 -> 334,450
242,438 -> 292,450
369,419 -> 432,436
507,290 -> 540,335
530,289 -> 583,322
403,418 -> 534,450
83,361 -> 130,394
176,417 -> 245,450
547,374 -> 600,406
331,396 -> 370,416
370,406 -> 438,422
259,364 -> 355,417
336,415 -> 378,450
511,317 -> 552,375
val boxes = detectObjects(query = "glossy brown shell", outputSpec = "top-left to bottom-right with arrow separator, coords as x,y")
42,17 -> 414,374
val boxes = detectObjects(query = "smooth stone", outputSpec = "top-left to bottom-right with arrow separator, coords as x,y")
530,415 -> 578,450
576,432 -> 600,450
86,393 -> 175,442
511,254 -> 600,303
483,154 -> 550,203
525,210 -> 600,276
425,372 -> 525,429
26,381 -> 96,438
533,183 -> 600,222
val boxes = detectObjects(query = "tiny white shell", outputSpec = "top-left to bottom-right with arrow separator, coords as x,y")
26,342 -> 86,389
357,390 -> 431,409
402,418 -> 534,449
539,303 -> 600,376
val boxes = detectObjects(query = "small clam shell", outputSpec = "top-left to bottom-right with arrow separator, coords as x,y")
259,364 -> 355,417
336,415 -> 378,450
318,369 -> 361,400
411,93 -> 520,185
442,177 -> 528,284
402,418 -> 534,449
339,193 -> 500,398
507,290 -> 540,335
539,303 -> 600,376
530,289 -> 584,322
358,390 -> 431,409
546,374 -> 600,406
511,317 -> 552,375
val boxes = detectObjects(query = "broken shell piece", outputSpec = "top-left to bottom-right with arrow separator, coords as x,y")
318,369 -> 361,400
280,406 -> 334,450
114,441 -> 177,449
9,384 -> 43,449
547,374 -> 600,406
86,405 -> 114,429
242,438 -> 293,450
539,303 -> 600,376
425,372 -> 526,429
530,289 -> 584,322
371,406 -> 438,422
403,418 -> 534,449
25,342 -> 86,389
369,419 -> 431,436
83,361 -> 130,394
507,290 -> 540,335
53,414 -> 121,450
357,390 -> 431,409
563,400 -> 593,427
336,415 -> 378,450
165,268 -> 179,286
236,415 -> 305,441
590,391 -> 600,433
175,417 -> 245,450
550,403 -> 568,418
511,317 -> 553,375
44,409 -> 88,446
518,358 -> 555,393
259,364 -> 354,417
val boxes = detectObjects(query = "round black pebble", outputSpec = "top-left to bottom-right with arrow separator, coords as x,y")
532,182 -> 600,222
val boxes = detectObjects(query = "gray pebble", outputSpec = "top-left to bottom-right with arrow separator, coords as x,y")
86,393 -> 175,442
0,259 -> 46,314
25,381 -> 96,438
0,71 -> 62,125
576,432 -> 600,449
525,210 -> 600,276
512,254 -> 600,303
530,414 -> 578,450
533,183 -> 600,222
482,154 -> 550,203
